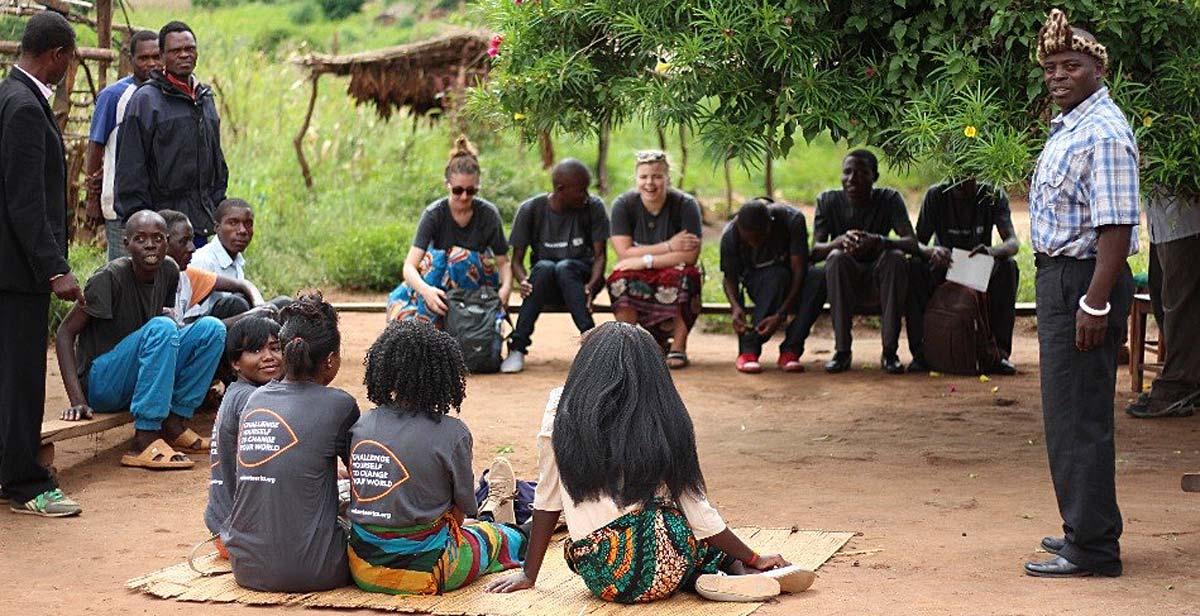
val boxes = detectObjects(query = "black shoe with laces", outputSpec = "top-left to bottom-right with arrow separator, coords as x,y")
881,354 -> 905,375
824,351 -> 852,373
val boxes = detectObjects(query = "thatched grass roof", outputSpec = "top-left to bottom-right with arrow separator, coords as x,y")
294,30 -> 493,120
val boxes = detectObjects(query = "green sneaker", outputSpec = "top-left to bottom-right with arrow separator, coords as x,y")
10,488 -> 82,518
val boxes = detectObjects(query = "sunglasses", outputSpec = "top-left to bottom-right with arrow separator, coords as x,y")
635,150 -> 668,164
450,186 -> 479,196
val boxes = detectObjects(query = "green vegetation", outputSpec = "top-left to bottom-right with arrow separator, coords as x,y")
52,0 -> 1150,318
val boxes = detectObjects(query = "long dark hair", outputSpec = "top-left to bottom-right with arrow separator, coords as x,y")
553,322 -> 706,508
279,296 -> 339,380
363,320 -> 467,421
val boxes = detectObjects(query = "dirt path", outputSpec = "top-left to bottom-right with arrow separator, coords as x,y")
2,311 -> 1197,615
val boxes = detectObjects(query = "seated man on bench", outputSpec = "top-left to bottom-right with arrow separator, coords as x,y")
905,179 -> 1020,375
720,198 -> 824,374
55,211 -> 226,470
191,198 -> 290,318
810,149 -> 918,374
160,208 -> 277,326
502,159 -> 610,373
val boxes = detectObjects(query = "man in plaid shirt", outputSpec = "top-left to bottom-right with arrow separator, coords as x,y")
1024,9 -> 1139,579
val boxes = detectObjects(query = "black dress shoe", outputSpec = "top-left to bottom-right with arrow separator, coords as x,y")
824,352 -> 852,373
1040,536 -> 1065,555
992,358 -> 1018,376
1024,555 -> 1094,578
881,354 -> 904,375
906,355 -> 930,374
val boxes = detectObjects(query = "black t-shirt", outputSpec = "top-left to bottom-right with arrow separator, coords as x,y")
76,257 -> 179,384
610,188 -> 703,245
916,182 -> 1012,251
813,188 -> 913,261
509,194 -> 611,263
411,198 -> 509,255
719,204 -> 809,279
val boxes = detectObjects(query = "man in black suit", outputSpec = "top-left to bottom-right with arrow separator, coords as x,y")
0,11 -> 86,517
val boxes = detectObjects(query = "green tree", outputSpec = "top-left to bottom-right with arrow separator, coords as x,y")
473,0 -> 1200,197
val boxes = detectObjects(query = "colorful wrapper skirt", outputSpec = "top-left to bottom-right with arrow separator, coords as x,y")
348,511 -> 526,595
606,265 -> 703,347
386,247 -> 500,326
564,499 -> 726,604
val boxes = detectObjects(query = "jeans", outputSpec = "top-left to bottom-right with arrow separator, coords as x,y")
737,264 -> 825,356
105,219 -> 128,261
509,259 -> 594,354
87,316 -> 226,431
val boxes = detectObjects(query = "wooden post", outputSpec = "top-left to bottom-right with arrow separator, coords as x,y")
51,55 -> 78,132
596,121 -> 611,197
294,75 -> 320,191
96,0 -> 112,90
765,151 -> 774,199
724,154 -> 734,214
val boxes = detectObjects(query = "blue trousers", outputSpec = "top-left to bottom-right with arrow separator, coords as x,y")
88,316 -> 226,431
509,259 -> 594,353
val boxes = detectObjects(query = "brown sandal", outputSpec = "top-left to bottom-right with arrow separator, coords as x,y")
121,439 -> 194,470
172,428 -> 211,454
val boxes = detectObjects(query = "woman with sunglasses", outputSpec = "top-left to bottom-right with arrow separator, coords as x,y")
387,136 -> 512,324
606,150 -> 704,368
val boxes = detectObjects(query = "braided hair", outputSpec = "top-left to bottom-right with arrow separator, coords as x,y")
363,320 -> 467,421
444,135 -> 480,180
278,295 -> 340,381
553,321 -> 706,508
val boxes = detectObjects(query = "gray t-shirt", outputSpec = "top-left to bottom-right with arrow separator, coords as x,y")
347,408 -> 477,528
508,194 -> 611,263
223,380 -> 360,592
411,198 -> 509,255
205,379 -> 258,535
610,188 -> 703,246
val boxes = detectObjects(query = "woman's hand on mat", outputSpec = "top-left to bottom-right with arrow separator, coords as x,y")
748,553 -> 790,571
420,285 -> 449,315
60,404 -> 95,422
485,571 -> 535,593
668,230 -> 701,252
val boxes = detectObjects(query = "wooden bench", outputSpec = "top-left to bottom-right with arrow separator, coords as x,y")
334,301 -> 1039,317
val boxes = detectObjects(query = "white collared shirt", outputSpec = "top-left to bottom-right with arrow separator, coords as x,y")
15,65 -> 54,101
192,240 -> 246,280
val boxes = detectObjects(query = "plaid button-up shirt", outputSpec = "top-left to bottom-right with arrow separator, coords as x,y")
1029,87 -> 1140,258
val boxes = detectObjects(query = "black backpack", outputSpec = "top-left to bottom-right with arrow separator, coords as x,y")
444,287 -> 505,374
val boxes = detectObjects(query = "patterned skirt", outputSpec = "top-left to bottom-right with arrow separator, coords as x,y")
348,511 -> 526,595
386,247 -> 500,326
564,499 -> 726,604
606,266 -> 703,347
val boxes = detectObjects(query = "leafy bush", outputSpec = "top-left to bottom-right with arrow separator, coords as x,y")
47,244 -> 106,340
319,0 -> 365,21
289,2 -> 321,26
251,27 -> 295,58
318,222 -> 414,292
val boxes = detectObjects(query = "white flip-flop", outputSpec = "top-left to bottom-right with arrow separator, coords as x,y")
694,573 -> 780,602
761,564 -> 816,593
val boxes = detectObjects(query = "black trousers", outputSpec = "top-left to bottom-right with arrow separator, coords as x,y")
1149,234 -> 1200,402
1035,254 -> 1132,575
204,294 -> 292,321
509,259 -> 594,354
0,291 -> 57,502
906,256 -> 1019,358
824,248 -> 908,355
737,264 -> 825,356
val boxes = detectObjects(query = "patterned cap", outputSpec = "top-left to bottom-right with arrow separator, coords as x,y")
1036,8 -> 1108,68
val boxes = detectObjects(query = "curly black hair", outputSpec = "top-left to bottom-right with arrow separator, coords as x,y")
279,296 -> 339,380
363,320 -> 467,421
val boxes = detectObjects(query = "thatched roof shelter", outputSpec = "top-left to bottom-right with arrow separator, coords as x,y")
294,30 -> 493,120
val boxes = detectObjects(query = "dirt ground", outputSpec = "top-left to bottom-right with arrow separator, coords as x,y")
2,310 -> 1197,616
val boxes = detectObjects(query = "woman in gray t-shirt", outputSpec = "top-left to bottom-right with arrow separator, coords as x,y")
346,320 -> 526,595
223,297 -> 360,592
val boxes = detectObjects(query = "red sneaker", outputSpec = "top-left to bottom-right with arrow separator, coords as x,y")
777,352 -> 805,373
735,353 -> 763,374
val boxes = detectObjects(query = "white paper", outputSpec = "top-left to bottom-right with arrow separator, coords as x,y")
945,248 -> 994,293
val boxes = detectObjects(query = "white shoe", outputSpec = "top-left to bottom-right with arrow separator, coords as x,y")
500,351 -> 525,374
761,565 -> 816,593
694,573 -> 780,602
479,457 -> 517,525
